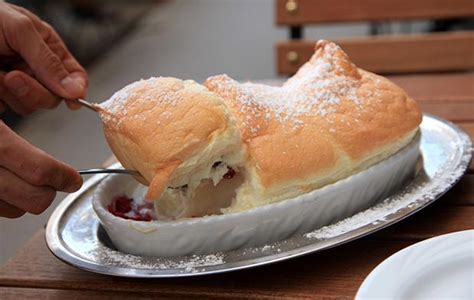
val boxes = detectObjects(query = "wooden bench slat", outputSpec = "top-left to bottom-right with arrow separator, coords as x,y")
389,73 -> 474,103
457,123 -> 474,173
276,32 -> 474,74
457,122 -> 474,137
440,174 -> 474,205
374,205 -> 474,241
276,0 -> 474,25
420,103 -> 474,122
0,287 -> 157,300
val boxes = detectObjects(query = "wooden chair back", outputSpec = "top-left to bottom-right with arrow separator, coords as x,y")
275,0 -> 474,75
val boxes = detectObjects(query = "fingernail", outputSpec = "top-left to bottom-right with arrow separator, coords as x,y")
7,76 -> 29,96
61,76 -> 84,97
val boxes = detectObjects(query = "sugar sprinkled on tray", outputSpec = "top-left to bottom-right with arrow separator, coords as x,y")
85,238 -> 225,273
305,137 -> 472,240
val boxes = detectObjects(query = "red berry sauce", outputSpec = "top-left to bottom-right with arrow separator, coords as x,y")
107,195 -> 154,221
223,167 -> 236,179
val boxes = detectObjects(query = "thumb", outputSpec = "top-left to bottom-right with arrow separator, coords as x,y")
5,17 -> 85,99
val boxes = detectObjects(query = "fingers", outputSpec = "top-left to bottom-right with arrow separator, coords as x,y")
0,68 -> 78,115
35,25 -> 88,100
0,71 -> 33,116
0,199 -> 26,218
2,5 -> 87,100
40,23 -> 88,88
10,60 -> 34,76
3,70 -> 62,111
0,101 -> 6,114
0,167 -> 56,215
65,99 -> 82,110
0,121 -> 83,193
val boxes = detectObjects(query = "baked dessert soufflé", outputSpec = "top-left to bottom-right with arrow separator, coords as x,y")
98,40 -> 422,221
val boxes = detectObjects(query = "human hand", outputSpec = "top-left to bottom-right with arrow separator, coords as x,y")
0,2 -> 88,115
0,121 -> 83,218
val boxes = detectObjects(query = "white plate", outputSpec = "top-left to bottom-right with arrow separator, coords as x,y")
356,230 -> 474,299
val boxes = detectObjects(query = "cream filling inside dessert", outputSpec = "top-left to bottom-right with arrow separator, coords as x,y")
152,130 -> 419,220
154,161 -> 244,220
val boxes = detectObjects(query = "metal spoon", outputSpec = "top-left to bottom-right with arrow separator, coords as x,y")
76,98 -> 101,112
78,168 -> 140,176
75,100 -> 138,177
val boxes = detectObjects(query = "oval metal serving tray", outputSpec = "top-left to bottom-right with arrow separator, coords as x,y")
45,115 -> 472,277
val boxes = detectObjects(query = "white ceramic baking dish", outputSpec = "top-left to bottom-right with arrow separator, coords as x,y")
93,133 -> 420,257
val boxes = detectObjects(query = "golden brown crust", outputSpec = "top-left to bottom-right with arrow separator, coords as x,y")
205,40 -> 422,194
100,40 -> 422,214
99,77 -> 233,199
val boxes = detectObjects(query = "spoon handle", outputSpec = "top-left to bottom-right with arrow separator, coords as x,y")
76,98 -> 101,112
78,169 -> 139,176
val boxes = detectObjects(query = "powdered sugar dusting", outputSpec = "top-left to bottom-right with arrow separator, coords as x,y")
207,41 -> 365,136
85,237 -> 224,273
98,77 -> 186,124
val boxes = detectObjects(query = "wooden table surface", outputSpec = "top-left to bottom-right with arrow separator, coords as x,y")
0,72 -> 473,299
